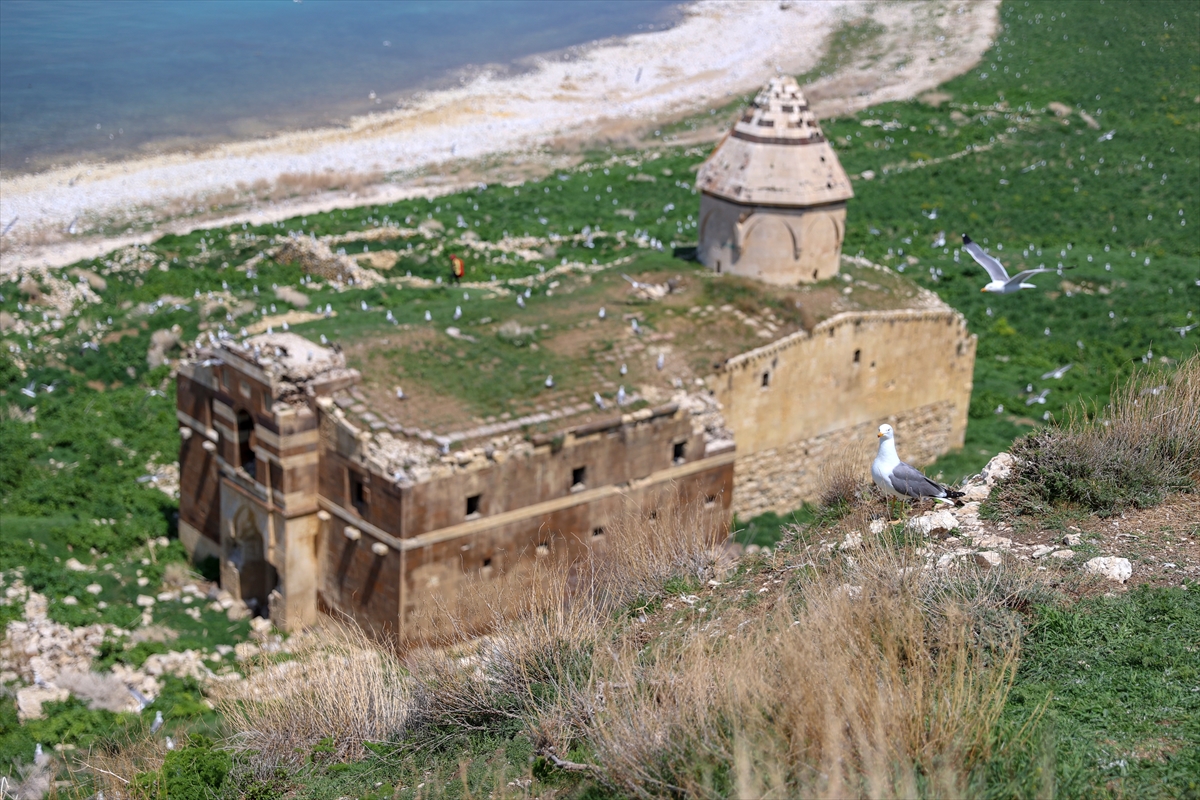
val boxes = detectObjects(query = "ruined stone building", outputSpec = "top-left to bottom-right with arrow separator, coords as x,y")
697,76 -> 852,284
175,77 -> 976,638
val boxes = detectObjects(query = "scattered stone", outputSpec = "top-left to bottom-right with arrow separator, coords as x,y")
64,558 -> 93,572
836,584 -> 863,599
1050,549 -> 1075,559
1063,533 -> 1082,546
869,519 -> 886,535
16,686 -> 69,721
974,551 -> 1002,569
136,594 -> 156,608
981,452 -> 1014,487
85,584 -> 102,595
840,532 -> 863,550
1031,545 -> 1056,559
973,534 -> 1014,550
908,510 -> 959,537
1084,556 -> 1132,583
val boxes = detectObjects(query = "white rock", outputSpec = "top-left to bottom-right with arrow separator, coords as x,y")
981,452 -> 1014,486
836,583 -> 863,600
974,551 -> 1002,569
64,558 -> 92,572
1084,556 -> 1132,583
869,519 -> 886,534
959,483 -> 991,502
840,532 -> 863,550
135,594 -> 156,607
973,534 -> 1014,550
85,584 -> 102,595
16,686 -> 69,721
61,596 -> 79,606
909,510 -> 960,537
1050,549 -> 1075,559
1031,545 -> 1056,559
1063,533 -> 1082,546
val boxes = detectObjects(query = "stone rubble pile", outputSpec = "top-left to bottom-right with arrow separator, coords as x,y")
272,233 -> 385,290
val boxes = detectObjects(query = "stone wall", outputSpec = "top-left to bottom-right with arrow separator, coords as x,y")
731,399 -> 957,518
714,305 -> 976,517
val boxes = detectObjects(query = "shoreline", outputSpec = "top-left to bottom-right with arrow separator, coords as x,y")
0,0 -> 999,274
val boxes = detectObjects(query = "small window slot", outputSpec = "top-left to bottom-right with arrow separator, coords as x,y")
854,349 -> 861,364
571,466 -> 587,490
592,526 -> 605,538
466,494 -> 482,519
350,473 -> 369,515
673,441 -> 687,463
761,371 -> 770,388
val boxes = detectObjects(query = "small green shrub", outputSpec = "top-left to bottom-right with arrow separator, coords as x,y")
132,734 -> 231,800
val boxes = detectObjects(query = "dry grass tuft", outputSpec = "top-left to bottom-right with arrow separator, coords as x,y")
1000,354 -> 1200,514
214,621 -> 414,776
568,541 -> 1021,799
818,444 -> 869,513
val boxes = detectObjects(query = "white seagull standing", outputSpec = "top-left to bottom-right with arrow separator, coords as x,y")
872,424 -> 963,502
963,234 -> 1065,293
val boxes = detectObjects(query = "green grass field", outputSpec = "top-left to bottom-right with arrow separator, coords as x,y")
0,0 -> 1197,792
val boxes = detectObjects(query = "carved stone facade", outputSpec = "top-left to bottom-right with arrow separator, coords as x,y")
176,334 -> 734,640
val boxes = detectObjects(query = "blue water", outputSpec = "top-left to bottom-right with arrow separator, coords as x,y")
0,0 -> 680,173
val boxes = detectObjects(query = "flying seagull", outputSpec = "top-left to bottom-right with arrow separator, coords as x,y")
1171,323 -> 1197,338
872,424 -> 963,502
963,234 -> 1068,293
1040,363 -> 1073,380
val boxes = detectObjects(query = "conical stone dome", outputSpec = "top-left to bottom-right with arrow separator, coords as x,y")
697,76 -> 853,206
695,76 -> 853,285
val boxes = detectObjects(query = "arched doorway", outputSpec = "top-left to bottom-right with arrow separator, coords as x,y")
227,506 -> 276,616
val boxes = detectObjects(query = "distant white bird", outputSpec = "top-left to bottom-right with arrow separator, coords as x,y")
656,353 -> 665,370
463,292 -> 469,300
34,743 -> 44,764
922,208 -> 939,220
963,234 -> 1064,293
1026,388 -> 1050,406
544,375 -> 554,388
616,386 -> 628,405
932,230 -> 946,248
620,363 -> 627,376
594,392 -> 606,409
320,334 -> 328,344
166,736 -> 176,750
453,305 -> 462,320
361,301 -> 368,311
20,382 -> 35,398
1172,323 -> 1198,338
517,295 -> 525,308
598,307 -> 606,319
872,424 -> 963,502
1098,129 -> 1115,142
631,319 -> 640,334
1041,364 -> 1073,380
395,386 -> 405,400
424,310 -> 432,321
150,710 -> 164,734
524,288 -> 531,298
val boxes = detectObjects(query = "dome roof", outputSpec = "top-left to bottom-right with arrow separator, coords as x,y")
696,76 -> 853,207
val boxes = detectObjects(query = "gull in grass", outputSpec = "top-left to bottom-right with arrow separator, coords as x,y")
544,375 -> 554,388
594,392 -> 606,410
872,424 -> 963,503
963,234 -> 1071,293
1041,363 -> 1073,380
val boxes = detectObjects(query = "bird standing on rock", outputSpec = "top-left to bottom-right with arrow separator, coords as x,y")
871,424 -> 963,502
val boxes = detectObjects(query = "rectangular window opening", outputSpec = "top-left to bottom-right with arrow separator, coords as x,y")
351,474 -> 369,515
466,494 -> 482,519
571,466 -> 587,489
592,526 -> 605,538
673,441 -> 687,463
482,558 -> 492,568
853,349 -> 861,364
761,371 -> 771,388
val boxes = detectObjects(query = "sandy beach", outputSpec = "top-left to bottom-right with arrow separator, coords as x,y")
0,0 -> 998,274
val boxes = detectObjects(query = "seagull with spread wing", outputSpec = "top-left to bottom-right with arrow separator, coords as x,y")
872,424 -> 963,502
963,234 -> 1067,293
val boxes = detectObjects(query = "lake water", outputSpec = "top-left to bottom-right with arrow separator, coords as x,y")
0,0 -> 680,173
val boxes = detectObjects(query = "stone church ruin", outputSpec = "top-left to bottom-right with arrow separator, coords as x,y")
175,78 -> 976,640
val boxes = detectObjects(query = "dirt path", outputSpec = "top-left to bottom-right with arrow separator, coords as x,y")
0,0 -> 999,275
